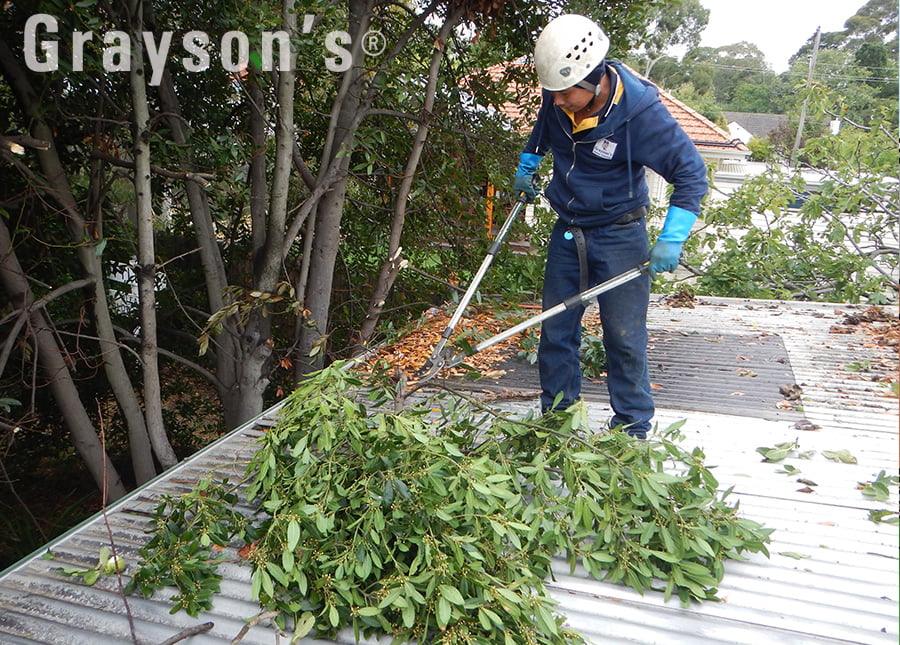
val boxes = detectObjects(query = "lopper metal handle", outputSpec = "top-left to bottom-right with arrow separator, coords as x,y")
421,176 -> 542,370
418,262 -> 650,383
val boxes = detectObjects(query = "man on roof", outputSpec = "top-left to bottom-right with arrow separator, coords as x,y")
514,14 -> 708,438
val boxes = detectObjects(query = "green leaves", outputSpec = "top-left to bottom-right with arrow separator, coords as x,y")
55,546 -> 126,586
130,364 -> 773,641
756,441 -> 815,462
125,479 -> 245,617
868,510 -> 899,525
439,584 -> 465,606
860,470 -> 899,523
756,441 -> 799,462
823,449 -> 858,465
690,103 -> 899,305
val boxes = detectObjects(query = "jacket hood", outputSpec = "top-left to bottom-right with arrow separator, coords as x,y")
577,62 -> 659,141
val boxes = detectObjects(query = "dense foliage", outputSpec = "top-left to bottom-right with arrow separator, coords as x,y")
638,0 -> 898,128
683,104 -> 899,303
128,364 -> 773,643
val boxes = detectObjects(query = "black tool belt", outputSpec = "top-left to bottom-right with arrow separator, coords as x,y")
613,205 -> 648,225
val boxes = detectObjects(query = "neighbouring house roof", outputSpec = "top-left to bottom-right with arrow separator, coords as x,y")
722,112 -> 790,141
1,297 -> 897,644
480,61 -> 749,158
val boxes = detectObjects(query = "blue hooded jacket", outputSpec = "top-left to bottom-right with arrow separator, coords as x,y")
523,62 -> 708,228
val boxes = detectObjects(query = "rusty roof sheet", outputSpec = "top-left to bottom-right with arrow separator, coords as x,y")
0,297 -> 896,644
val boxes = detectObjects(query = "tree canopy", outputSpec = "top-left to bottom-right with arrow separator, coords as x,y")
638,0 -> 898,126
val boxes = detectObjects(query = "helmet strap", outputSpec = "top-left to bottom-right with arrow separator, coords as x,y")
574,79 -> 603,113
575,80 -> 601,95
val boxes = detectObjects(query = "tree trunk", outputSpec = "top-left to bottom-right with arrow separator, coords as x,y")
295,0 -> 371,378
293,0 -> 448,377
154,67 -> 246,426
249,73 -> 269,260
0,218 -> 128,500
149,1 -> 298,428
128,0 -> 177,468
355,10 -> 462,350
296,184 -> 348,376
222,0 -> 299,424
0,39 -> 158,483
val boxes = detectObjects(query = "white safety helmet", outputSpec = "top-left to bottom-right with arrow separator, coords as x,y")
534,14 -> 609,92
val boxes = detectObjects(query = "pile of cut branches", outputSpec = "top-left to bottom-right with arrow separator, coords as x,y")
128,364 -> 773,644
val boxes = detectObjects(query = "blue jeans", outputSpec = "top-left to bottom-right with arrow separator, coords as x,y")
538,217 -> 653,436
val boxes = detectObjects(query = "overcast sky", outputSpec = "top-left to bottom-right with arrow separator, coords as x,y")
699,0 -> 866,72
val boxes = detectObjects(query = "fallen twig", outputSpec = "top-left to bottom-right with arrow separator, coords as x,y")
230,610 -> 280,644
157,622 -> 214,645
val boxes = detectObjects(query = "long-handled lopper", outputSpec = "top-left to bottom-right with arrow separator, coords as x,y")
417,261 -> 651,384
418,176 -> 540,378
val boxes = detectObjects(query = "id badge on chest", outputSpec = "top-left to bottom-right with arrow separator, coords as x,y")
592,138 -> 617,160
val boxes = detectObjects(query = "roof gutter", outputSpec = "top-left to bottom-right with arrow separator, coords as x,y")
693,138 -> 746,149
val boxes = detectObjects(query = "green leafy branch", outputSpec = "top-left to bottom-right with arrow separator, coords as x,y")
126,478 -> 252,617
128,363 -> 773,643
198,281 -> 302,356
860,471 -> 899,524
860,470 -> 900,502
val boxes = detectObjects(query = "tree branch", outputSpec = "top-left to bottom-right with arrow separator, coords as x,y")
91,149 -> 214,186
157,622 -> 214,645
113,325 -> 222,390
0,278 -> 96,378
0,134 -> 50,154
229,611 -> 279,644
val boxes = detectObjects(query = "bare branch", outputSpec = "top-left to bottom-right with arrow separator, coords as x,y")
157,623 -> 214,645
230,611 -> 279,644
91,149 -> 215,186
113,326 -> 222,389
0,278 -> 96,378
0,134 -> 50,154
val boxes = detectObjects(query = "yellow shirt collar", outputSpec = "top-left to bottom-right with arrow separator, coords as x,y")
562,66 -> 623,134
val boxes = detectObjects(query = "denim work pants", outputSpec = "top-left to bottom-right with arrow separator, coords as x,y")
538,217 -> 653,436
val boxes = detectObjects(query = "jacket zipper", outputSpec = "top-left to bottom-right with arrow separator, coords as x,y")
564,132 -> 614,217
552,106 -> 617,222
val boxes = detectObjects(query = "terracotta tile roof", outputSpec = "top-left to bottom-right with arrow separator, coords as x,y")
663,91 -> 748,151
479,61 -> 748,153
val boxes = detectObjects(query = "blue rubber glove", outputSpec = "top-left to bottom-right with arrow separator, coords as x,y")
649,206 -> 697,275
514,152 -> 542,203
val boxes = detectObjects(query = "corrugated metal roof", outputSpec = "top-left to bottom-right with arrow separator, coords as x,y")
0,296 -> 897,645
447,316 -> 807,422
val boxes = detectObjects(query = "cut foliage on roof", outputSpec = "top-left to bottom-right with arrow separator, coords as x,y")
121,363 -> 773,643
